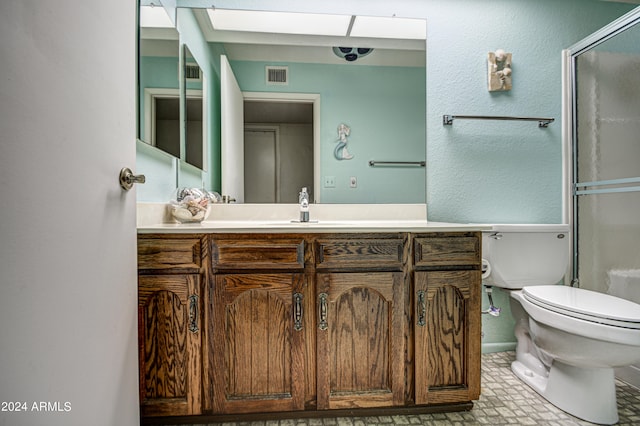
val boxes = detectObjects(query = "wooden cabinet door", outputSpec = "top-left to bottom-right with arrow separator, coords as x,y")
138,274 -> 202,416
414,271 -> 481,405
212,273 -> 306,414
316,272 -> 405,410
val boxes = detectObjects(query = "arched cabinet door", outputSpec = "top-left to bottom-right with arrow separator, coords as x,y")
412,232 -> 482,405
414,270 -> 481,405
138,274 -> 202,416
316,272 -> 405,410
212,273 -> 306,414
137,235 -> 206,417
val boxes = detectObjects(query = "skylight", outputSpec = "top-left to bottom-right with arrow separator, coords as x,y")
205,9 -> 426,40
139,5 -> 173,28
350,16 -> 427,40
206,9 -> 352,37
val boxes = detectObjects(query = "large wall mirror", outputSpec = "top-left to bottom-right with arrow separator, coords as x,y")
137,3 -> 427,204
138,3 -> 207,173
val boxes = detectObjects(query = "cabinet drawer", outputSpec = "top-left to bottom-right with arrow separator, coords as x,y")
315,237 -> 405,270
212,238 -> 305,270
138,237 -> 202,271
414,233 -> 480,268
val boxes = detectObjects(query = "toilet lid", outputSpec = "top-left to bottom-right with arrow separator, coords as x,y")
523,285 -> 640,329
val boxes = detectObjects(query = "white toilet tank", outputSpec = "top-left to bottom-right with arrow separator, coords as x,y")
482,224 -> 570,289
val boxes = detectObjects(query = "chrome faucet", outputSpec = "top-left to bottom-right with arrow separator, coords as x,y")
299,187 -> 309,222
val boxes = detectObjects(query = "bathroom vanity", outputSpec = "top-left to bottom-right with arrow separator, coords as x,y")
137,206 -> 485,422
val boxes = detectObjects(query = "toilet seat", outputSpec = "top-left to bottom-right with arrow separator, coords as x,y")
523,285 -> 640,329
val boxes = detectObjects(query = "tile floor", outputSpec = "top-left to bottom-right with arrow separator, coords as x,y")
170,351 -> 640,426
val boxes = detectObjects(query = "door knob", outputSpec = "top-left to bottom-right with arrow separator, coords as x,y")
119,167 -> 146,191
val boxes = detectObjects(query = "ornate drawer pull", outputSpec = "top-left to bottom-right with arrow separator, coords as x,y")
318,292 -> 328,331
417,290 -> 426,327
188,294 -> 199,333
293,292 -> 303,331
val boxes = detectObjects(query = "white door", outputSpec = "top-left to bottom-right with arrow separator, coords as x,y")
0,1 -> 139,426
245,128 -> 278,203
220,55 -> 245,202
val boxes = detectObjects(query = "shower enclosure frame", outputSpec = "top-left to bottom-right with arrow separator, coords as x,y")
564,6 -> 640,286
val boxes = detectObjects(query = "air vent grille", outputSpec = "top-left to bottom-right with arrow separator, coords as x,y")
266,66 -> 288,85
185,63 -> 201,81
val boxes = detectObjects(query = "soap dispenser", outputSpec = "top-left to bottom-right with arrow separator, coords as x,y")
299,187 -> 309,222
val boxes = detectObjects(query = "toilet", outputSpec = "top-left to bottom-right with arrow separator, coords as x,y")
482,224 -> 640,425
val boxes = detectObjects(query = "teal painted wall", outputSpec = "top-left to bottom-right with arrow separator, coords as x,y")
230,60 -> 426,203
143,0 -> 636,350
136,54 -> 180,202
138,56 -> 179,142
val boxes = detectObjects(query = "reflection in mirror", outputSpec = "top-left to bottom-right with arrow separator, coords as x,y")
183,46 -> 205,170
199,8 -> 427,203
138,4 -> 179,158
153,95 -> 180,157
244,101 -> 314,203
138,6 -> 427,204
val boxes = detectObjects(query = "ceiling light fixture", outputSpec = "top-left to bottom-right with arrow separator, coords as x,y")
332,47 -> 374,62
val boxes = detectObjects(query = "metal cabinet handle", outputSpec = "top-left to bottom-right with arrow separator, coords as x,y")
293,293 -> 303,331
119,167 -> 146,191
417,290 -> 426,327
188,294 -> 199,333
318,293 -> 328,331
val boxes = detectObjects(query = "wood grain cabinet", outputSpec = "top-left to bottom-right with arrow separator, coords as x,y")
137,231 -> 481,420
316,272 -> 405,409
209,236 -> 309,414
314,235 -> 407,410
137,236 -> 207,417
413,233 -> 482,405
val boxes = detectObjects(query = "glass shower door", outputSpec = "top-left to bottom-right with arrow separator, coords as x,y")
571,10 -> 640,295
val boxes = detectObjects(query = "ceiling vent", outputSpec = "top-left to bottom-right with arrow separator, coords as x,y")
266,66 -> 289,85
184,63 -> 202,81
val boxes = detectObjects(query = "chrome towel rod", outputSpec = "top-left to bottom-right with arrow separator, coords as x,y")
443,114 -> 555,128
368,160 -> 426,167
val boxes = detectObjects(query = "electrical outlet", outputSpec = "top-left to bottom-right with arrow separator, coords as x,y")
323,176 -> 335,188
349,176 -> 357,188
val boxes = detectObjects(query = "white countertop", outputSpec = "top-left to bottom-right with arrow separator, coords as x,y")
137,203 -> 491,234
137,219 -> 490,233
